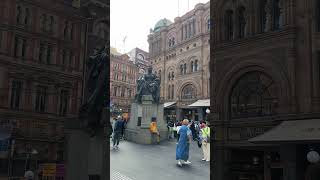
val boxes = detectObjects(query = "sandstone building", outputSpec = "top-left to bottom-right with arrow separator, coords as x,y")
110,48 -> 138,119
148,1 -> 210,121
210,0 -> 320,180
0,0 -> 108,177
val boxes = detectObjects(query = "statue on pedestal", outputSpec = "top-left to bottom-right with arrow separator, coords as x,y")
79,44 -> 110,137
135,66 -> 160,104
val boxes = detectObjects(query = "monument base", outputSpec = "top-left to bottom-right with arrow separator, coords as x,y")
125,95 -> 167,144
65,118 -> 109,180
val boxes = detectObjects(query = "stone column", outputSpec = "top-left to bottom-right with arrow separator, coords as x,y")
280,145 -> 297,180
88,129 -> 109,180
265,0 -> 273,32
176,108 -> 181,121
0,67 -> 8,107
65,129 -> 90,180
198,107 -> 204,121
213,144 -> 229,180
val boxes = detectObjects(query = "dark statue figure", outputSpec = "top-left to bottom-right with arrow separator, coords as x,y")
79,44 -> 110,137
135,66 -> 160,103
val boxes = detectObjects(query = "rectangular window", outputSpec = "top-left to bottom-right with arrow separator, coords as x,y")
35,85 -> 47,112
318,51 -> 320,81
39,43 -> 45,63
113,87 -> 117,96
14,37 -> 19,57
21,39 -> 26,57
128,89 -> 132,97
10,80 -> 23,109
14,37 -> 27,58
121,87 -> 125,97
317,1 -> 320,32
59,90 -> 69,116
0,31 -> 2,50
47,45 -> 52,64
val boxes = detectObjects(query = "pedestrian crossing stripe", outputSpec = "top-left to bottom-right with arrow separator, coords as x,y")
111,171 -> 133,180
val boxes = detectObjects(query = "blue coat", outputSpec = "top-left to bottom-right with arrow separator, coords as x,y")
176,125 -> 191,161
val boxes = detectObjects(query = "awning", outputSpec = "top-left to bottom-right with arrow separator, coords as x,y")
188,99 -> 210,107
249,119 -> 320,143
164,102 -> 176,108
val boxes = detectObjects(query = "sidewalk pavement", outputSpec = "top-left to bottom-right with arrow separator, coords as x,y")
110,139 -> 210,180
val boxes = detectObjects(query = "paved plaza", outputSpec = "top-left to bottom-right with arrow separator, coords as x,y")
110,139 -> 210,180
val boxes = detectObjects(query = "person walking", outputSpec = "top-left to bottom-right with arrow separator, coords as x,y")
176,121 -> 182,144
189,121 -> 197,141
150,119 -> 160,144
167,120 -> 174,140
112,117 -> 124,149
200,121 -> 210,162
176,119 -> 192,167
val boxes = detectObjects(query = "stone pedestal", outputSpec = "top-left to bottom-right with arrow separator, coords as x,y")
65,129 -> 89,180
125,95 -> 167,144
65,118 -> 109,180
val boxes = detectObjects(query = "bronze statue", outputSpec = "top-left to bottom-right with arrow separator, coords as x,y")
79,44 -> 110,136
135,66 -> 160,103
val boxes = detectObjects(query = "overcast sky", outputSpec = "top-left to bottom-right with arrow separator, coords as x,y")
110,0 -> 209,53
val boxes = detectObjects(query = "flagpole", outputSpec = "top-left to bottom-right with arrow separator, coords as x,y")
178,0 -> 180,17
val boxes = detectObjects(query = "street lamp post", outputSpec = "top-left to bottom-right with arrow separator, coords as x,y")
205,108 -> 210,122
307,149 -> 320,163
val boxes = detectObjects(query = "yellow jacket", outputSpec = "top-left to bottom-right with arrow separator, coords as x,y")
150,122 -> 158,133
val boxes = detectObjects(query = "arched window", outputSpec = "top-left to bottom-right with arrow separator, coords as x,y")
172,37 -> 175,46
237,7 -> 246,38
64,21 -> 68,38
230,71 -> 279,119
168,72 -> 171,81
317,0 -> 320,32
273,0 -> 282,30
195,60 -> 198,71
207,19 -> 210,31
225,10 -> 234,40
183,63 -> 187,74
169,39 -> 172,47
181,84 -> 196,100
168,85 -> 171,99
172,72 -> 174,80
171,84 -> 174,99
180,65 -> 183,74
41,14 -> 47,31
260,0 -> 267,32
191,61 -> 194,72
25,8 -> 30,25
49,16 -> 54,32
16,6 -> 22,24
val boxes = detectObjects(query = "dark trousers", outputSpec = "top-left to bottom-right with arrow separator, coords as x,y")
113,132 -> 121,146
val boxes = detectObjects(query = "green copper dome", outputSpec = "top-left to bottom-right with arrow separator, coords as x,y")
154,18 -> 173,32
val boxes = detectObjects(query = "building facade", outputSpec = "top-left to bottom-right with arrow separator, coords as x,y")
211,0 -> 320,180
128,47 -> 150,78
148,2 -> 210,122
0,0 -> 87,177
110,48 -> 138,119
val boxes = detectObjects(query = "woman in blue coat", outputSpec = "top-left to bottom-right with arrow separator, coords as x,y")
176,119 -> 192,166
